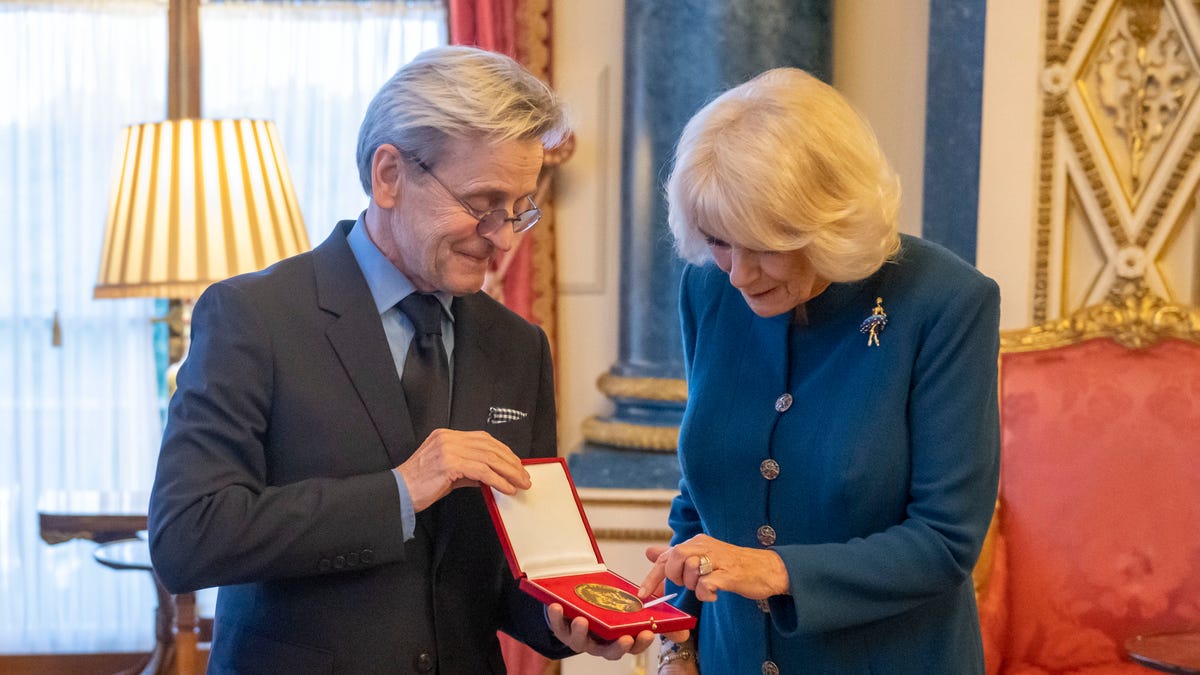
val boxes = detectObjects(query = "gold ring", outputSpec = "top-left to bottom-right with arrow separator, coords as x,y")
697,554 -> 713,576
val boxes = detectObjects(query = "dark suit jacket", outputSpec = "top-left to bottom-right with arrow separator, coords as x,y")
148,221 -> 570,674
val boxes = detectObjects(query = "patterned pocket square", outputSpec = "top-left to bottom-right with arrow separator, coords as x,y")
487,406 -> 528,424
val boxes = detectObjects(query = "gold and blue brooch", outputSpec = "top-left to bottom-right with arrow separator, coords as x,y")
859,297 -> 887,346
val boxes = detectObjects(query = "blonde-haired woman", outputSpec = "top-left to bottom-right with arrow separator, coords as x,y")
639,68 -> 1000,674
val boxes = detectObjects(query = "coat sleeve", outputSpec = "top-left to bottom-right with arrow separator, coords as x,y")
767,274 -> 1001,636
665,265 -> 708,620
147,281 -> 406,594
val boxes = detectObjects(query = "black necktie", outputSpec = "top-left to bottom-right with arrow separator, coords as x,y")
398,293 -> 450,440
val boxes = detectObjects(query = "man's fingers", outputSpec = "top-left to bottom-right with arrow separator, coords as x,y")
568,615 -> 591,648
405,429 -> 530,498
597,634 -> 637,660
629,630 -> 656,655
464,462 -> 521,495
545,603 -> 574,647
663,629 -> 690,643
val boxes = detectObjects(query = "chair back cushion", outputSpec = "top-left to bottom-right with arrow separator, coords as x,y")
999,337 -> 1200,670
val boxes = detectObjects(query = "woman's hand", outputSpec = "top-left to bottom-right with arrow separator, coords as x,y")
638,534 -> 790,602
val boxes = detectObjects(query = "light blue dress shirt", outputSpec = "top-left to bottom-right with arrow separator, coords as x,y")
346,214 -> 454,541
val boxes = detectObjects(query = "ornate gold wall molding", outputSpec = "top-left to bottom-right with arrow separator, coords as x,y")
1036,0 -> 1200,321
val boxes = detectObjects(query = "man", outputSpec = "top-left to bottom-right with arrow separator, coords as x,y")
148,46 -> 675,673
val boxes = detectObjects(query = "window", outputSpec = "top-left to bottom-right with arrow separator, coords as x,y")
0,0 -> 444,652
201,0 -> 446,243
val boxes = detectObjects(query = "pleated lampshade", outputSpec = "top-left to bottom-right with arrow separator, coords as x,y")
94,118 -> 310,299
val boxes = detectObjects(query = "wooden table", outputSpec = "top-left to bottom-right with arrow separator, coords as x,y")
38,490 -> 149,544
37,491 -> 205,675
1126,632 -> 1200,674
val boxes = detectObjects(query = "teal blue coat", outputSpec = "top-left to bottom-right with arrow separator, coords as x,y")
669,235 -> 1000,674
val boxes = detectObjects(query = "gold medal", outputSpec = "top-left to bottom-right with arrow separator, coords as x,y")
574,582 -> 643,613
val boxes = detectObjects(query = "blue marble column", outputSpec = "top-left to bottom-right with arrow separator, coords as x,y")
921,0 -> 986,263
570,0 -> 831,488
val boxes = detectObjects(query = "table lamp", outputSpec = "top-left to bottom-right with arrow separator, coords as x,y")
94,118 -> 310,392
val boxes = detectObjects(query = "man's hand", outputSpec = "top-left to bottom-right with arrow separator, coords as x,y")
638,533 -> 789,603
545,603 -> 688,660
396,429 -> 530,511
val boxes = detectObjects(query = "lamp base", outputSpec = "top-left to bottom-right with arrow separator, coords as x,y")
161,299 -> 193,397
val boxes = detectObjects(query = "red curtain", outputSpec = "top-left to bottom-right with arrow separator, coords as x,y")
448,0 -> 517,57
448,0 -> 541,328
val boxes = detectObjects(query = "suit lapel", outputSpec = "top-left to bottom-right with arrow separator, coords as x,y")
315,221 -> 417,468
448,294 -> 499,431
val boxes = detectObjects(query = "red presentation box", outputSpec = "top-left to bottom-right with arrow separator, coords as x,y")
482,457 -> 696,641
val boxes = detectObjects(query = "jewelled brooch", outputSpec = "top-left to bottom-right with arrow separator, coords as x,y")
859,297 -> 887,346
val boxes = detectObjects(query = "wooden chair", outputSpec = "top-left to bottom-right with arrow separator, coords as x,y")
974,287 -> 1200,674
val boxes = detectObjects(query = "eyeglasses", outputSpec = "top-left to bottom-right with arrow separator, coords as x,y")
406,153 -> 541,234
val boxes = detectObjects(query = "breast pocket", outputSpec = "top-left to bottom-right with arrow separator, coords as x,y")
484,412 -> 533,455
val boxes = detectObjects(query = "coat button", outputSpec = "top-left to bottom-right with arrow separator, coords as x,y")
757,525 -> 777,546
414,652 -> 435,672
762,660 -> 779,675
760,459 -> 780,480
361,548 -> 375,564
774,393 -> 792,412
317,558 -> 331,572
333,555 -> 346,570
757,599 -> 771,613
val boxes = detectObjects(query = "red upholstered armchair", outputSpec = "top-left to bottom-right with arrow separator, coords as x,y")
974,289 -> 1200,674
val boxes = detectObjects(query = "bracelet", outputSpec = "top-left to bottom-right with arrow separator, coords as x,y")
658,636 -> 696,669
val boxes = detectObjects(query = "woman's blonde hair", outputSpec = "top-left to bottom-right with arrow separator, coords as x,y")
667,68 -> 901,282
356,45 -> 570,194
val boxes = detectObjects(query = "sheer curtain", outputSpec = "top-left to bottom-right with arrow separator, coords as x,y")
0,0 -> 445,653
0,1 -> 167,652
200,0 -> 447,244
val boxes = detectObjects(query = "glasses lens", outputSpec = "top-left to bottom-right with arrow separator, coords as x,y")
512,207 -> 541,233
477,211 -> 509,234
475,199 -> 541,235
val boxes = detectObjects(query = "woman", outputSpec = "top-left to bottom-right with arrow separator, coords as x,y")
638,68 -> 1000,674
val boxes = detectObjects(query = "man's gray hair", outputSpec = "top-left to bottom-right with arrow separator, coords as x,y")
356,45 -> 570,195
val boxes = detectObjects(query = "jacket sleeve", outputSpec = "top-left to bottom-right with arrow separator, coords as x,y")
147,281 -> 406,594
665,265 -> 708,620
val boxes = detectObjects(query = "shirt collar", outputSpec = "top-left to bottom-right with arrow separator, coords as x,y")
346,213 -> 453,320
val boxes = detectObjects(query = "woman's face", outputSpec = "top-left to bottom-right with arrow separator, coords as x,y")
702,230 -> 829,318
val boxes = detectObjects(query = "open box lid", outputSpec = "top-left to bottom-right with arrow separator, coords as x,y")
483,458 -> 608,580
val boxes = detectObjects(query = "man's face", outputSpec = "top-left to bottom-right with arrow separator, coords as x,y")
376,135 -> 543,295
